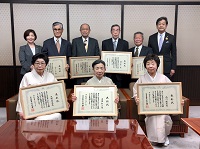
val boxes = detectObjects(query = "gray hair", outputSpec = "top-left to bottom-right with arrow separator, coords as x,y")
134,31 -> 144,39
52,22 -> 63,29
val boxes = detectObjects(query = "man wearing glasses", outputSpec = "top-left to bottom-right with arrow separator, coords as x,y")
42,22 -> 72,60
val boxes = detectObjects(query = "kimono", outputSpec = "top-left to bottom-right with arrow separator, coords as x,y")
86,76 -> 115,85
133,72 -> 172,143
16,69 -> 61,120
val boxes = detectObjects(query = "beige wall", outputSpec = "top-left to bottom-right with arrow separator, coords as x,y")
0,2 -> 200,66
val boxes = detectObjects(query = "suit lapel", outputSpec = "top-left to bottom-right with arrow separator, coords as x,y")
35,45 -> 40,54
116,39 -> 122,51
50,38 -> 59,56
161,32 -> 169,52
79,37 -> 87,55
154,33 -> 160,53
139,46 -> 144,56
110,38 -> 114,51
60,38 -> 65,55
25,44 -> 33,56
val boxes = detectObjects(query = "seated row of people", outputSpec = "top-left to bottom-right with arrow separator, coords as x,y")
16,53 -> 181,147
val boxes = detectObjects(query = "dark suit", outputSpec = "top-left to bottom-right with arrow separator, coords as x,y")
42,37 -> 72,59
102,38 -> 129,88
19,44 -> 42,75
72,37 -> 100,57
72,36 -> 100,84
129,46 -> 153,57
148,32 -> 177,77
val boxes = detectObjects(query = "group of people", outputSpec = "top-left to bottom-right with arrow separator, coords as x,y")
17,16 -> 178,147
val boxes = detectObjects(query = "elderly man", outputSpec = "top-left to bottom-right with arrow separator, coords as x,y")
129,31 -> 153,57
102,24 -> 129,88
72,23 -> 100,85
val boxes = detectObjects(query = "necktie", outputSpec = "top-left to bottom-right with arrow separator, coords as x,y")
158,34 -> 163,52
113,40 -> 117,51
135,47 -> 139,57
84,39 -> 88,52
56,39 -> 60,53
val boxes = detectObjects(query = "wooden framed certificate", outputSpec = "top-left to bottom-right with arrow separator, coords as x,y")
101,51 -> 132,74
46,56 -> 68,79
20,120 -> 67,135
132,56 -> 163,78
69,56 -> 100,79
137,82 -> 183,115
73,85 -> 118,116
74,119 -> 116,133
19,80 -> 69,119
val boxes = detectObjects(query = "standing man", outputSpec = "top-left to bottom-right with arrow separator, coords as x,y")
42,22 -> 72,59
102,24 -> 129,88
72,23 -> 100,84
42,22 -> 72,119
148,17 -> 177,79
129,32 -> 153,57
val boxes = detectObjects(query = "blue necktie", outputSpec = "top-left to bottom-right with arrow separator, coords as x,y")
158,34 -> 163,52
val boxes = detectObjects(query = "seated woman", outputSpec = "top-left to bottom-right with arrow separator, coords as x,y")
16,53 -> 65,120
71,59 -> 119,119
133,54 -> 172,147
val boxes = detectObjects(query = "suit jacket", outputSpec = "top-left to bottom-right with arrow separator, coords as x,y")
72,37 -> 100,57
102,38 -> 129,87
102,38 -> 129,52
19,44 -> 42,75
129,45 -> 153,57
148,32 -> 177,73
42,37 -> 72,59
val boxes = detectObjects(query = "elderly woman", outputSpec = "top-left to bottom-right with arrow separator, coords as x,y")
19,29 -> 42,76
16,53 -> 62,120
133,54 -> 172,147
71,59 -> 119,119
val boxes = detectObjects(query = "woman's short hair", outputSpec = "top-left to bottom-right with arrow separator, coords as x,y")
24,29 -> 37,41
143,54 -> 160,68
31,53 -> 49,65
92,59 -> 105,68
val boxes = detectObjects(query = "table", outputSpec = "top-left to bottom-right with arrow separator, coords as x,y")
0,119 -> 153,149
181,118 -> 200,135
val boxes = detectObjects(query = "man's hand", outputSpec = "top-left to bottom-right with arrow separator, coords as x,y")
71,93 -> 77,102
65,64 -> 69,71
170,69 -> 175,77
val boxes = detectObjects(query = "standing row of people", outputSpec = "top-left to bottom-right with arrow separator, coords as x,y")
19,16 -> 177,87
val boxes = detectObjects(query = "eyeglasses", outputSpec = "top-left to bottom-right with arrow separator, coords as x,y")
53,28 -> 62,31
34,62 -> 46,66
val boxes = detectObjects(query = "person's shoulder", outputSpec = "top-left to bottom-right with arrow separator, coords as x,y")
166,32 -> 174,36
119,38 -> 128,43
165,32 -> 175,39
149,32 -> 157,38
35,44 -> 42,49
104,76 -> 114,83
89,37 -> 98,42
102,38 -> 112,43
61,38 -> 71,44
45,71 -> 56,79
129,46 -> 135,51
23,71 -> 32,78
73,36 -> 81,40
43,37 -> 53,43
19,45 -> 27,49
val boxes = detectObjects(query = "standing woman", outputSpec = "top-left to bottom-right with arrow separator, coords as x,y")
19,29 -> 42,76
